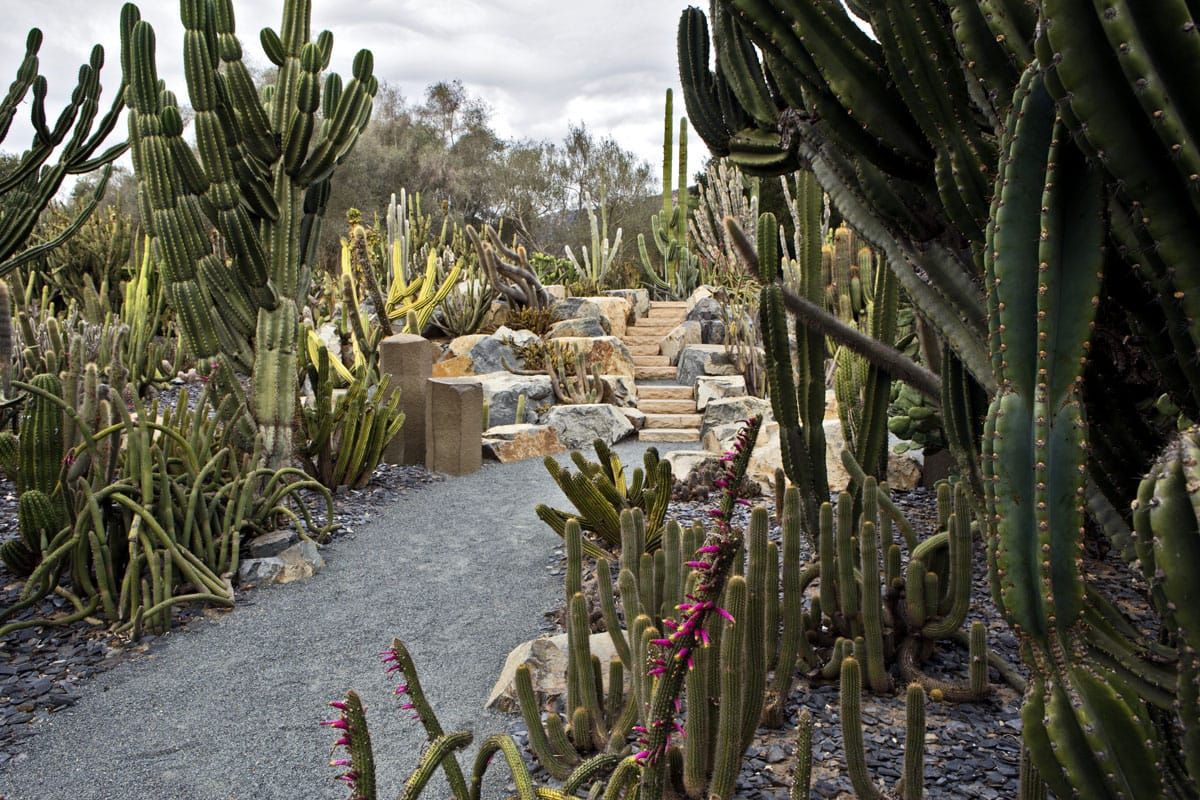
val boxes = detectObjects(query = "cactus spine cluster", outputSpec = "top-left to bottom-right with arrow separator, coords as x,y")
120,0 -> 376,467
536,440 -> 673,558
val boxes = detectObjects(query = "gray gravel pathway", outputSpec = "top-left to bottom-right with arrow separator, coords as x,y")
0,441 -> 677,800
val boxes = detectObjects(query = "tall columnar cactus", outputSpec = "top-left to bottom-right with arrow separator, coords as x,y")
120,0 -> 376,467
837,657 -> 928,800
983,67 -> 1175,797
638,89 -> 699,300
565,184 -> 623,293
0,28 -> 127,278
757,204 -> 828,542
824,225 -> 899,482
689,158 -> 759,283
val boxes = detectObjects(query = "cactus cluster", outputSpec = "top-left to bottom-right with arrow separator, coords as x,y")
638,89 -> 700,301
683,2 -> 1200,794
297,338 -> 404,490
536,441 -> 673,559
0,366 -> 331,638
564,184 -> 623,296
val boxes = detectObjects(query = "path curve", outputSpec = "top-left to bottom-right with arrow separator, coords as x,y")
0,441 -> 675,800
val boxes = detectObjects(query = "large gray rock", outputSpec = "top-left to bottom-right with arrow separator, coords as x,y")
686,296 -> 726,344
486,631 -> 625,712
699,396 -> 774,440
661,321 -> 702,365
238,540 -> 325,586
247,530 -> 298,559
552,297 -> 630,337
604,288 -> 650,320
676,344 -> 741,387
664,450 -> 720,483
696,375 -> 747,411
467,326 -> 542,373
547,316 -> 610,339
546,403 -> 635,448
477,372 -> 554,427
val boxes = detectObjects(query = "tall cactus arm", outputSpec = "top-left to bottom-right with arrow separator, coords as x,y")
0,28 -> 126,270
730,217 -> 942,400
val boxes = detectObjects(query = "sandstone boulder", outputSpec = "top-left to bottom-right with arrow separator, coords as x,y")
676,344 -> 741,387
482,424 -> 566,463
552,336 -> 637,380
477,372 -> 554,427
660,321 -> 702,365
486,631 -> 625,712
604,288 -> 650,320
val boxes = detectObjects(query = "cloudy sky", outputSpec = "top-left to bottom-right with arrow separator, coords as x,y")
0,1 -> 700,178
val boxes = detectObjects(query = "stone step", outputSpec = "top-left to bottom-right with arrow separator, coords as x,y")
637,399 -> 697,414
649,301 -> 689,309
639,385 -> 694,400
639,428 -> 702,443
628,343 -> 661,356
635,365 -> 678,380
645,310 -> 687,321
633,354 -> 670,367
627,326 -> 678,337
622,335 -> 667,347
644,413 -> 703,429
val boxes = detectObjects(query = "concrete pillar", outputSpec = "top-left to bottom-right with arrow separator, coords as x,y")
379,333 -> 434,465
425,377 -> 483,476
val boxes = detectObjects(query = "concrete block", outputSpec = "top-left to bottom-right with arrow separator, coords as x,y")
379,334 -> 435,466
425,377 -> 483,475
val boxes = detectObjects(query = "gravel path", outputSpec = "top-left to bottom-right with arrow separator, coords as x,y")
0,441 -> 676,800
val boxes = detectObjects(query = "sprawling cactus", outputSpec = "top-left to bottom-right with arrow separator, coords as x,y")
119,0 -> 376,467
467,224 -> 551,311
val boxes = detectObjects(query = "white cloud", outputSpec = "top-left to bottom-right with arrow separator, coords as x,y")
0,0 -> 703,179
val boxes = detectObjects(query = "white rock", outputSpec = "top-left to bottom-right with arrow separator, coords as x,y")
660,321 -> 702,365
699,396 -> 774,440
686,285 -> 715,312
696,375 -> 747,411
487,631 -> 626,712
675,344 -> 741,386
664,450 -> 721,482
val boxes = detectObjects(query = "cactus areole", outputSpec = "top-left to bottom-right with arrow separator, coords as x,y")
120,0 -> 376,467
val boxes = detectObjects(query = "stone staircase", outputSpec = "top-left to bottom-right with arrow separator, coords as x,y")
623,301 -> 702,443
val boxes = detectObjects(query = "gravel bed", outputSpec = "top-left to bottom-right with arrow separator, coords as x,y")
0,463 -> 440,772
521,484 -> 1153,799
